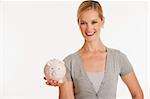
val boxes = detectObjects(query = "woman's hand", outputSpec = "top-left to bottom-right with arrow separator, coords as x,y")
44,77 -> 75,99
44,77 -> 63,87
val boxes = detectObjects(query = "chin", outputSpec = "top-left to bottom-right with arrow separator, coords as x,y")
85,37 -> 97,42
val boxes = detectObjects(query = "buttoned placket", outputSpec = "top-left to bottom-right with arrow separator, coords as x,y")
77,47 -> 110,98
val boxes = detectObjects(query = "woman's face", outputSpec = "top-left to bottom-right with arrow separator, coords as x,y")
78,9 -> 104,42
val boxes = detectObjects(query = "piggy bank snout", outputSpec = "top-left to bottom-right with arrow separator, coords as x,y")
52,67 -> 65,75
44,59 -> 66,81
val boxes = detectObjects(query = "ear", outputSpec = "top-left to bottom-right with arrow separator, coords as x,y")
102,17 -> 105,24
101,17 -> 105,28
62,61 -> 65,65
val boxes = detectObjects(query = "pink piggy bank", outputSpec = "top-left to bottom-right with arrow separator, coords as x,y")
44,59 -> 66,83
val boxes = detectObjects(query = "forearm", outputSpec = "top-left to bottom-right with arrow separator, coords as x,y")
59,83 -> 75,99
59,94 -> 74,99
132,92 -> 144,99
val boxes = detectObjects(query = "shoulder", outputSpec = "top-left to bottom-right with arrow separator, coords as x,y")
63,51 -> 78,63
107,47 -> 127,57
108,47 -> 133,75
62,51 -> 79,71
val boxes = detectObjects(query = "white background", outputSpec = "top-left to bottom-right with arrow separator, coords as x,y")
0,0 -> 149,99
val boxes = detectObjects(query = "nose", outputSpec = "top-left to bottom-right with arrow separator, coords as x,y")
52,70 -> 57,76
86,24 -> 93,32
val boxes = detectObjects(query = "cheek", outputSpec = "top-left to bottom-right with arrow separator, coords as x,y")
49,68 -> 53,73
96,23 -> 102,30
96,26 -> 101,31
79,25 -> 86,33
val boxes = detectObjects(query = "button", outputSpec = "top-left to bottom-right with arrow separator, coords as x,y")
101,81 -> 104,85
96,93 -> 98,96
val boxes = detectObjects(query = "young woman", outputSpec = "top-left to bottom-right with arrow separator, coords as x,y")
44,0 -> 143,99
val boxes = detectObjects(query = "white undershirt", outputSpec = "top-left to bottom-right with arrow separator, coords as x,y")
86,72 -> 104,92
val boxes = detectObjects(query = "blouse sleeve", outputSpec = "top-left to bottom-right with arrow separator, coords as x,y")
63,55 -> 72,81
118,51 -> 134,76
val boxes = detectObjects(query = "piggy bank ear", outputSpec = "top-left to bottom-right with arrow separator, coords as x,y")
47,59 -> 54,66
47,62 -> 51,66
62,61 -> 65,65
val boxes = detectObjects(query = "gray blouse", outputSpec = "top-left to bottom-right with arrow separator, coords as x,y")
86,72 -> 104,92
63,47 -> 133,99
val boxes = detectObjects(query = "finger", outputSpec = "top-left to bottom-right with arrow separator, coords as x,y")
46,82 -> 50,85
53,80 -> 58,84
43,77 -> 46,80
49,80 -> 56,86
52,81 -> 58,86
54,85 -> 59,87
58,83 -> 62,87
46,80 -> 59,86
46,81 -> 53,86
54,83 -> 59,87
49,80 -> 53,84
52,81 -> 57,86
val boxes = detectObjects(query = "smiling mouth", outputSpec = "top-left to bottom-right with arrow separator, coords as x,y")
85,32 -> 96,36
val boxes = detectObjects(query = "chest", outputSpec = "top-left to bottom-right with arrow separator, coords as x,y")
80,53 -> 107,72
72,50 -> 119,98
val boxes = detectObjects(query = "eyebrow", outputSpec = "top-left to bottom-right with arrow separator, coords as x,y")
79,19 -> 99,22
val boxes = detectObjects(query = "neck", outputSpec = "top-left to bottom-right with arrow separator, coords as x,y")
81,39 -> 106,53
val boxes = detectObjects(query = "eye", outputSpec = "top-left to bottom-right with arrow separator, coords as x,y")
80,22 -> 86,25
92,21 -> 98,24
51,67 -> 54,70
58,68 -> 60,70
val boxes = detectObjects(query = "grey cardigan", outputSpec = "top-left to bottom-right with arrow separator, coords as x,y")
63,47 -> 133,99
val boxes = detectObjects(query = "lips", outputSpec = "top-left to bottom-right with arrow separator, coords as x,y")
85,32 -> 96,36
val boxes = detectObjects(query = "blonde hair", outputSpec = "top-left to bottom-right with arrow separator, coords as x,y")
77,0 -> 104,22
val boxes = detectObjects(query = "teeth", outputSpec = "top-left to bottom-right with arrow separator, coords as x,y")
87,32 -> 93,35
86,32 -> 95,36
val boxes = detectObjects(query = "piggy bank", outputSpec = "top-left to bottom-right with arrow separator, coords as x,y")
44,59 -> 66,83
